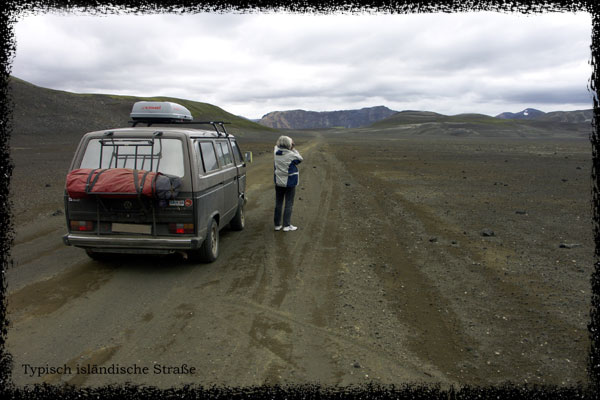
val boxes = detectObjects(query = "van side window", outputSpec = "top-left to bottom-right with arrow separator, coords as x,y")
218,141 -> 233,166
230,140 -> 242,164
214,141 -> 226,167
199,141 -> 219,172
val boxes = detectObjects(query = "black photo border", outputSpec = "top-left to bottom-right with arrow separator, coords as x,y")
0,0 -> 598,399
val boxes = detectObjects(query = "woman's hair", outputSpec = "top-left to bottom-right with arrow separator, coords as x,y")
276,135 -> 293,150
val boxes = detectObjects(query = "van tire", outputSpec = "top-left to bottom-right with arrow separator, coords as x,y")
230,202 -> 245,231
195,218 -> 219,263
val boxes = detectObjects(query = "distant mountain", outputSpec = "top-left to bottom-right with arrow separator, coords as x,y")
495,108 -> 546,120
9,76 -> 274,145
258,106 -> 397,129
367,110 -> 591,138
537,109 -> 593,123
494,108 -> 594,123
372,110 -> 448,124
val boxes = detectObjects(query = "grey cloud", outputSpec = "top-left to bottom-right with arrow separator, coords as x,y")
12,12 -> 592,119
497,87 -> 592,105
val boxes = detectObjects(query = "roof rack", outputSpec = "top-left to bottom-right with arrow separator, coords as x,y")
128,119 -> 231,136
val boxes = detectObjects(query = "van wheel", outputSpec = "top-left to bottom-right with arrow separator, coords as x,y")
195,219 -> 219,263
230,202 -> 245,231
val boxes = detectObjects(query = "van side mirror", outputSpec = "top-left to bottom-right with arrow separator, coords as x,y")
244,151 -> 253,163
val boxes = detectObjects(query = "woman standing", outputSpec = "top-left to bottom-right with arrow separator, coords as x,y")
273,135 -> 303,231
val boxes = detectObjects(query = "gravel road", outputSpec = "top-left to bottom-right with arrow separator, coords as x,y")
6,132 -> 593,388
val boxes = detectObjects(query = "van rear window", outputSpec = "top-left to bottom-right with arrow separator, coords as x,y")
80,138 -> 185,177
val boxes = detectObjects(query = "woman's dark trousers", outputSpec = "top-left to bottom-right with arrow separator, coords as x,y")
274,186 -> 296,227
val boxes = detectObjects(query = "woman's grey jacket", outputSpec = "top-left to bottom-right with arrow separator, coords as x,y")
274,146 -> 303,187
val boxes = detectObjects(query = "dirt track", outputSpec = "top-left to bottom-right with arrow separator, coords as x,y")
6,132 -> 594,388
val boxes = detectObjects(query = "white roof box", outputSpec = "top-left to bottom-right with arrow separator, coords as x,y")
130,101 -> 193,122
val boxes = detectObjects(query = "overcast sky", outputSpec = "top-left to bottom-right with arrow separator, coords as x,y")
11,11 -> 593,119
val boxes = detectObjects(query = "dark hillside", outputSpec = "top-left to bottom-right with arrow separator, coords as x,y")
9,76 -> 275,146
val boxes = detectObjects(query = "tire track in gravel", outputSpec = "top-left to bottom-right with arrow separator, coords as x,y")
213,135 -> 448,385
327,138 -> 590,386
383,185 -> 590,385
327,141 -> 473,384
214,136 -> 350,383
224,297 -> 436,380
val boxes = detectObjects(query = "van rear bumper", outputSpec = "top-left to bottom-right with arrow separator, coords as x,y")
63,233 -> 201,251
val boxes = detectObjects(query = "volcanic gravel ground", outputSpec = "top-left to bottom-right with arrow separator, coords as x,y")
5,132 -> 594,388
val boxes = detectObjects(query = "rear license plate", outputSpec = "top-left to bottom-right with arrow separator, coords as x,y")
112,223 -> 152,234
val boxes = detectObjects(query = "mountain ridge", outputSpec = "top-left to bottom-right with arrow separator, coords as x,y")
258,106 -> 397,129
9,76 -> 592,140
365,108 -> 591,138
495,108 -> 593,123
495,108 -> 546,120
259,105 -> 593,130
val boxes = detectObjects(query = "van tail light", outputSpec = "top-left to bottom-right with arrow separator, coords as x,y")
169,223 -> 194,234
70,220 -> 94,231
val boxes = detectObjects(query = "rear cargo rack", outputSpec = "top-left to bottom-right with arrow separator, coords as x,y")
99,137 -> 163,172
129,120 -> 231,137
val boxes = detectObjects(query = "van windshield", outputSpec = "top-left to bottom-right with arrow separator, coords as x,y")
80,138 -> 185,177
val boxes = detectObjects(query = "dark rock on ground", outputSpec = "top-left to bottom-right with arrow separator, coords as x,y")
559,243 -> 582,249
481,229 -> 495,237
